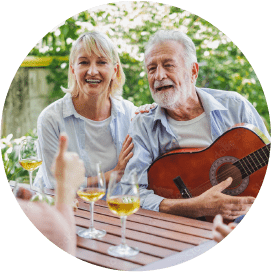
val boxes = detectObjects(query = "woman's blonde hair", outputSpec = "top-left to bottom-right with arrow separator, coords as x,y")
62,31 -> 125,97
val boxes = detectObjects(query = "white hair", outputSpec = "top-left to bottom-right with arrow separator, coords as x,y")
62,31 -> 125,98
144,30 -> 197,68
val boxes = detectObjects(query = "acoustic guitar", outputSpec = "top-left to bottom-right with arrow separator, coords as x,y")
147,124 -> 270,221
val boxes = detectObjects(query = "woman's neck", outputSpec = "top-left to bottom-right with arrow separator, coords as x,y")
72,93 -> 111,121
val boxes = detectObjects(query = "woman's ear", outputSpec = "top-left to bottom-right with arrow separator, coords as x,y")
112,63 -> 119,80
70,65 -> 74,74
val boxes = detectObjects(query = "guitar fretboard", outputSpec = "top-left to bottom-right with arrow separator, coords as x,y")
233,144 -> 270,178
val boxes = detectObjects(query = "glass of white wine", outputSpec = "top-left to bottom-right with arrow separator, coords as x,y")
107,170 -> 140,257
77,162 -> 106,239
19,137 -> 42,190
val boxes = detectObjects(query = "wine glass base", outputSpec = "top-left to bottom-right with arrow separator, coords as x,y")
108,244 -> 139,257
77,227 -> 106,239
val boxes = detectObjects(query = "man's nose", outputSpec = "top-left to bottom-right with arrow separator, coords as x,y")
155,65 -> 166,81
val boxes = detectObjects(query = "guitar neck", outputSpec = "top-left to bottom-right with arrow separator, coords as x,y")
233,144 -> 270,178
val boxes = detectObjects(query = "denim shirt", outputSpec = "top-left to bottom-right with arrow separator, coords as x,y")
34,93 -> 136,189
121,87 -> 270,212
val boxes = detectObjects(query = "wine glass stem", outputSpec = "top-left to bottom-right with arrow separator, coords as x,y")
29,171 -> 33,190
89,201 -> 94,231
120,216 -> 127,246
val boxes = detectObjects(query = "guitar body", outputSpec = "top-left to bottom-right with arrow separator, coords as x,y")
148,125 -> 270,218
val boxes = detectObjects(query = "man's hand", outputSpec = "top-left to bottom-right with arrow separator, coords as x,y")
197,177 -> 254,220
212,214 -> 237,243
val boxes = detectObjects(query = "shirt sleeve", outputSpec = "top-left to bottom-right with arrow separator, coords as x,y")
121,116 -> 165,212
34,111 -> 60,189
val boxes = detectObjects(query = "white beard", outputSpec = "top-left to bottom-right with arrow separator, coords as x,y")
151,88 -> 181,109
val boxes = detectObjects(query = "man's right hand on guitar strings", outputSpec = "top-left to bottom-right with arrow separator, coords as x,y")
159,177 -> 255,220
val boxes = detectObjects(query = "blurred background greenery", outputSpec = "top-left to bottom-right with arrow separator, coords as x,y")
1,1 -> 270,183
29,2 -> 270,124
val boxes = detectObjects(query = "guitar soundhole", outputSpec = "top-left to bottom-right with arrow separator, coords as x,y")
216,164 -> 242,189
209,156 -> 250,196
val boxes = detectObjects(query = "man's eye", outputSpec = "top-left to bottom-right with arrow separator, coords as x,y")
148,67 -> 156,72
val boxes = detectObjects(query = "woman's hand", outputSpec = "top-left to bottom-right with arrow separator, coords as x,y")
114,135 -> 134,173
135,102 -> 157,114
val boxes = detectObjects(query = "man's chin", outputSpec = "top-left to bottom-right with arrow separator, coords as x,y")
151,93 -> 178,109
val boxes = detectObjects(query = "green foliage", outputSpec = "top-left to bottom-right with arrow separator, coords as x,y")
1,130 -> 39,183
28,1 -> 269,129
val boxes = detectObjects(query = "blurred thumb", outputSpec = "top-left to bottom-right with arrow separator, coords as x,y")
58,132 -> 68,157
215,177 -> 233,192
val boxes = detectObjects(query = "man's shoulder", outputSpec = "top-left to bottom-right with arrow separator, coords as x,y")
199,88 -> 247,103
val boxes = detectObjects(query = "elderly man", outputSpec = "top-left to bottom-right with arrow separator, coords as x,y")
121,30 -> 270,220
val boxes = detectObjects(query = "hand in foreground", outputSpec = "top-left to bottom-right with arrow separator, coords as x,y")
114,135 -> 134,175
135,102 -> 157,114
52,133 -> 85,204
212,214 -> 237,243
197,177 -> 254,220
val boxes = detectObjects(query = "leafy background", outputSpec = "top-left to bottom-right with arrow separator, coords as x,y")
29,1 -> 269,125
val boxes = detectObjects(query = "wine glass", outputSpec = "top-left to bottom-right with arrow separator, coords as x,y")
107,170 -> 140,257
19,137 -> 42,190
77,162 -> 106,239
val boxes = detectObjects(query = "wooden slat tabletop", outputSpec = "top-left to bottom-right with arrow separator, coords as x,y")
10,181 -> 214,270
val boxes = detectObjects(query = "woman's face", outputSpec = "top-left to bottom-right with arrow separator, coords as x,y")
71,43 -> 117,99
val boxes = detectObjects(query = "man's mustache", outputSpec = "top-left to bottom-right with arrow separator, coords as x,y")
153,79 -> 174,89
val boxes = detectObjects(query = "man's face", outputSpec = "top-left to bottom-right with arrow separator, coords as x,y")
145,41 -> 194,109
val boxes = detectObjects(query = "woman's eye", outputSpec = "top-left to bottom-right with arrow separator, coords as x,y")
98,61 -> 107,65
79,61 -> 88,65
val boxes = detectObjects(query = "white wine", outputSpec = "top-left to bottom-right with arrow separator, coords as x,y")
77,188 -> 105,202
107,196 -> 140,216
19,159 -> 42,171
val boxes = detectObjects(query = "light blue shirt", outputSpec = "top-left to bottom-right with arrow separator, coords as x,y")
121,87 -> 270,212
34,93 -> 136,189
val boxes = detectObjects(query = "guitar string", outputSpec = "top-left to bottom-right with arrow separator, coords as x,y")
189,152 -> 269,196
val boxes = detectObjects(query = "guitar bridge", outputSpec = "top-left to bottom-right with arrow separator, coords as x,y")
173,176 -> 192,199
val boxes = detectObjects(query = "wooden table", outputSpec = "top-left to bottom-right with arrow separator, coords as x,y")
10,182 -> 216,270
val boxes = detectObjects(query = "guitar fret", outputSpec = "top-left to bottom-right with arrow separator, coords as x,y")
243,156 -> 255,172
256,150 -> 264,167
250,152 -> 261,171
239,159 -> 252,176
262,148 -> 270,160
261,146 -> 270,161
247,154 -> 258,171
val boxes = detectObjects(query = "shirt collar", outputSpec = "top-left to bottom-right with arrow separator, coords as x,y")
62,93 -> 126,119
63,93 -> 80,118
110,96 -> 126,118
196,87 -> 228,113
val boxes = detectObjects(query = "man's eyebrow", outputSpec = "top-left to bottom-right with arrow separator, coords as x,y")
164,58 -> 175,62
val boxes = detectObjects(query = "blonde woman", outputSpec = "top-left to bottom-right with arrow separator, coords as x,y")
34,31 -> 153,189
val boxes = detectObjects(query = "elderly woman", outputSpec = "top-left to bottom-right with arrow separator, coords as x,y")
34,31 -> 152,189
